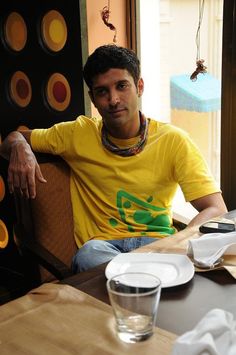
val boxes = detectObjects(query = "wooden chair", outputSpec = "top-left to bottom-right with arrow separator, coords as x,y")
14,154 -> 77,288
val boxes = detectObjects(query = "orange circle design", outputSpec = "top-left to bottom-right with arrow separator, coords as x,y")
17,125 -> 29,132
0,176 -> 5,202
41,10 -> 67,52
46,73 -> 71,111
9,71 -> 32,108
0,220 -> 9,249
4,12 -> 27,51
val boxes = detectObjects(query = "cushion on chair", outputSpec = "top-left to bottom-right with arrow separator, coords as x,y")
31,159 -> 77,282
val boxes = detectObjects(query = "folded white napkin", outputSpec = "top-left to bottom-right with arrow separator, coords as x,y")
187,231 -> 236,268
172,309 -> 236,355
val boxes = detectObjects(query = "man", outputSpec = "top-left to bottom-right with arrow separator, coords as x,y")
0,45 -> 227,272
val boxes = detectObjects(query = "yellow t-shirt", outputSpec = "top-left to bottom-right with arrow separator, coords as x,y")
31,116 -> 219,247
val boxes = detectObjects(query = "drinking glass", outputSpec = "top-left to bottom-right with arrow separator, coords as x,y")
106,272 -> 161,343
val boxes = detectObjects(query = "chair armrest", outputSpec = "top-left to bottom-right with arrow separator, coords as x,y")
172,212 -> 188,231
15,224 -> 73,280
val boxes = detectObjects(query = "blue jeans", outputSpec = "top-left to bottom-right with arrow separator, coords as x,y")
72,237 -> 158,273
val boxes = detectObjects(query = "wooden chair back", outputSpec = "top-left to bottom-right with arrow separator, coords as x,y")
14,154 -> 77,286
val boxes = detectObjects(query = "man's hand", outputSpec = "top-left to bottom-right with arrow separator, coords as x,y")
8,141 -> 46,198
0,131 -> 46,199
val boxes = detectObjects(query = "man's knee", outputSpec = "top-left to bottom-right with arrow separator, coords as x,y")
80,239 -> 109,252
72,239 -> 119,273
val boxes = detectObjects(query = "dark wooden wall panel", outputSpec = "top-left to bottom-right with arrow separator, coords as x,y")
221,0 -> 236,210
0,0 -> 85,293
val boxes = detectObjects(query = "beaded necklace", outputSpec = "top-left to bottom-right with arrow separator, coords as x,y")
101,112 -> 148,157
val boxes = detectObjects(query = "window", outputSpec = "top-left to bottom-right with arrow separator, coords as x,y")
138,0 -> 223,222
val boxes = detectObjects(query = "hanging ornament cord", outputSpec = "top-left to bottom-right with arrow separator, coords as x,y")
101,0 -> 117,43
190,0 -> 207,81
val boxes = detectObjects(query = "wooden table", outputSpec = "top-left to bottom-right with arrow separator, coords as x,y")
61,226 -> 236,335
0,283 -> 176,354
1,226 -> 236,354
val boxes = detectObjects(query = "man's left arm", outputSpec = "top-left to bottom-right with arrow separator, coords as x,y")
188,192 -> 227,227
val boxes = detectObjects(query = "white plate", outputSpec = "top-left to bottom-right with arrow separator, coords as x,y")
105,253 -> 195,288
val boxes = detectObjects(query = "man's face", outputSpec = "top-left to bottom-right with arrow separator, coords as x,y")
89,68 -> 144,137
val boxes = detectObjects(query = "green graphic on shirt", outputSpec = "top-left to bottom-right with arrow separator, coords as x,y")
109,218 -> 118,227
109,190 -> 173,234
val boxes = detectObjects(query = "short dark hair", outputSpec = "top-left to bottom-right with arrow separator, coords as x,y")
83,44 -> 140,90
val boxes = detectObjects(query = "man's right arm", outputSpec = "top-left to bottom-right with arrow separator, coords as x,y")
0,131 -> 46,199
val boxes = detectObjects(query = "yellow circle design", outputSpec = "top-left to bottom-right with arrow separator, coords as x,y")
4,12 -> 27,51
41,10 -> 67,52
49,19 -> 64,44
0,220 -> 9,249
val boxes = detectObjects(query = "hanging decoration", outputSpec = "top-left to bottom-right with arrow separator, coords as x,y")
190,0 -> 207,81
101,1 -> 117,43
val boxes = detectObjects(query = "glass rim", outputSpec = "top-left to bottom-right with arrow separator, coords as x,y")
106,272 -> 161,297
